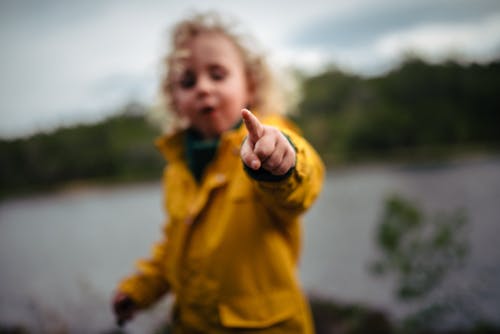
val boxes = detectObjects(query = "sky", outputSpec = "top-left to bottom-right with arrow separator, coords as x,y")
0,0 -> 499,139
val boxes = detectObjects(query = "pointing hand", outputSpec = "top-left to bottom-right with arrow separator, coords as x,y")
240,109 -> 296,176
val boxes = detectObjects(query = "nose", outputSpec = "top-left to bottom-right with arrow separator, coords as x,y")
195,74 -> 213,96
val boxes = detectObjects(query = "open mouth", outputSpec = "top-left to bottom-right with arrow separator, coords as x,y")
200,106 -> 215,114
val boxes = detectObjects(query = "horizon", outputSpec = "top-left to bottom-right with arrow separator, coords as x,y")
1,56 -> 498,142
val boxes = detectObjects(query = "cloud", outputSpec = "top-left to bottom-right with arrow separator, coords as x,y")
1,0 -> 500,137
374,14 -> 500,62
290,0 -> 500,49
280,0 -> 500,75
0,1 -> 167,137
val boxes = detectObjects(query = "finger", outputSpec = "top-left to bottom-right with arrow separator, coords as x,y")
242,109 -> 264,144
253,126 -> 283,161
270,149 -> 295,175
241,138 -> 261,170
262,148 -> 285,173
260,137 -> 285,169
254,134 -> 277,162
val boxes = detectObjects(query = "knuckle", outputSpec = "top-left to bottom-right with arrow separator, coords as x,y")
255,144 -> 272,158
241,148 -> 249,156
267,126 -> 279,135
272,165 -> 287,176
280,161 -> 290,173
241,152 -> 253,164
265,158 -> 278,170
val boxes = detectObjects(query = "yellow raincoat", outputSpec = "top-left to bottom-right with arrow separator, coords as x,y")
118,113 -> 325,333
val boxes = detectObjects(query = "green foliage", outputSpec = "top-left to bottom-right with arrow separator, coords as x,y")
294,58 -> 500,163
0,102 -> 163,197
371,194 -> 468,301
369,194 -> 470,332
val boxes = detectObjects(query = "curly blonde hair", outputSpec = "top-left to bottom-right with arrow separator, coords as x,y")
153,12 -> 294,134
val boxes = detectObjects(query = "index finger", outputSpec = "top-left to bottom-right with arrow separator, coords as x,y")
242,108 -> 264,144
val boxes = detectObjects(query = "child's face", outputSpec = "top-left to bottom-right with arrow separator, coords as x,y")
171,32 -> 252,139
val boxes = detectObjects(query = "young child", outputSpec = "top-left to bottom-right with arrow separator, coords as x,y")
112,12 -> 325,333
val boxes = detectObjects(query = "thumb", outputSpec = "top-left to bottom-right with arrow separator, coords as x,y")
242,108 -> 264,144
241,137 -> 261,170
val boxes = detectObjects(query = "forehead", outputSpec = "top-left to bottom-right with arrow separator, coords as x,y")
175,32 -> 244,67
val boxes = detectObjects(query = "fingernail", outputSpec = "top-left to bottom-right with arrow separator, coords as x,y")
251,160 -> 259,169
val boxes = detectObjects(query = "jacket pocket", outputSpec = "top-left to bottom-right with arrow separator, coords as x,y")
218,290 -> 297,328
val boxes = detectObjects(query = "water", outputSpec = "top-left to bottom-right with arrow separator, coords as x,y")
300,157 -> 500,326
1,156 -> 499,332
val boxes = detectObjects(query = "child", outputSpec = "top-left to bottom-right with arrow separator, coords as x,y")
112,12 -> 325,333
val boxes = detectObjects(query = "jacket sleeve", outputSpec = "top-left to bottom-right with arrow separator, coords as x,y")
117,222 -> 170,309
248,127 -> 325,220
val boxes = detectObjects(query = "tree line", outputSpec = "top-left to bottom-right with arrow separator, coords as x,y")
294,57 -> 500,163
1,58 -> 499,197
0,102 -> 164,197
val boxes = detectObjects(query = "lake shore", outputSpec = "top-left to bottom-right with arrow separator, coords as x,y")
3,149 -> 499,202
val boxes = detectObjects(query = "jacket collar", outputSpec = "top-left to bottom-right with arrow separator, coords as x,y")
155,120 -> 248,163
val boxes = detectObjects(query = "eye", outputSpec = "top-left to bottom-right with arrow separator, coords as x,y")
178,70 -> 196,89
209,65 -> 227,81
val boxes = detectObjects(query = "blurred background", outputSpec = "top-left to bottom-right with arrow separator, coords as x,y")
1,0 -> 500,333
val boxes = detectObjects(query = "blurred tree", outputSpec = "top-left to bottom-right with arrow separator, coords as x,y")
370,194 -> 469,331
0,102 -> 163,197
294,58 -> 500,163
371,194 -> 468,299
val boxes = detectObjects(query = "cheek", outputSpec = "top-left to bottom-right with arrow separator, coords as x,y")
173,90 -> 192,112
225,78 -> 251,105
